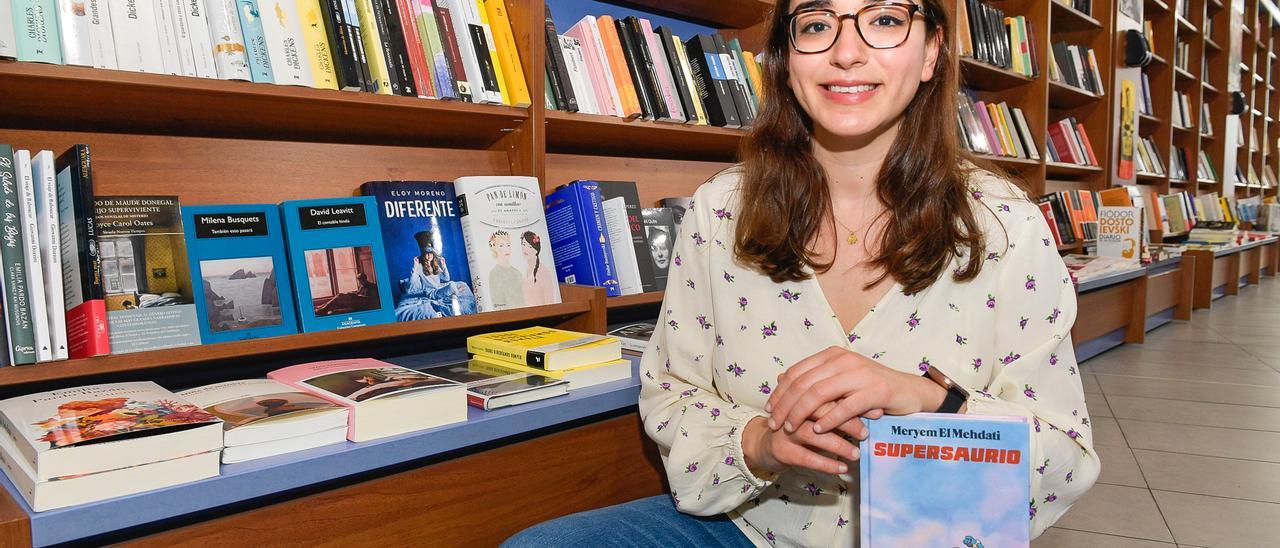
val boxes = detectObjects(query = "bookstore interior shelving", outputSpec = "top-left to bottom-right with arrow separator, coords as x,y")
0,0 -> 1279,545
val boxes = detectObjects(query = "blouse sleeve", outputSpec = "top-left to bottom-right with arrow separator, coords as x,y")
967,208 -> 1102,537
637,184 -> 773,516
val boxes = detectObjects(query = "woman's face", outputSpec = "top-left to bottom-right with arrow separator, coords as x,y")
521,237 -> 536,259
491,236 -> 512,262
785,0 -> 939,142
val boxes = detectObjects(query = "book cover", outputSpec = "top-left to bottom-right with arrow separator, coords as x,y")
544,180 -> 621,296
236,0 -> 277,83
468,354 -> 632,390
94,196 -> 201,354
54,0 -> 93,66
280,196 -> 395,332
258,0 -> 315,86
860,413 -> 1031,547
1097,206 -> 1143,264
607,320 -> 654,354
454,176 -> 561,312
360,180 -> 477,321
28,151 -> 63,361
296,0 -> 341,90
417,359 -> 569,410
12,0 -> 63,64
177,378 -> 346,446
598,181 -> 656,293
55,145 -> 109,359
206,0 -> 254,80
466,326 -> 620,371
184,204 -> 299,343
0,147 -> 35,365
658,196 -> 693,233
640,207 -> 673,291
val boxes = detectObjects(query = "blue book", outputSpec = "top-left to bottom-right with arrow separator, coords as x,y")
860,413 -> 1031,547
360,181 -> 476,321
236,0 -> 276,83
183,204 -> 299,343
12,0 -> 62,64
544,180 -> 620,297
279,197 -> 394,332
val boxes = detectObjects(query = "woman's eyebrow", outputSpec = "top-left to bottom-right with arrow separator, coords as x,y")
792,0 -> 833,14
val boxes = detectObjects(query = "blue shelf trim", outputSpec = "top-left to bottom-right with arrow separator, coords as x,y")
1076,267 -> 1146,293
1144,308 -> 1176,332
1075,328 -> 1126,363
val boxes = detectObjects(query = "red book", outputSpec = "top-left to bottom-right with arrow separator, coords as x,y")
54,145 -> 111,359
1047,123 -> 1077,164
435,5 -> 471,100
1076,122 -> 1099,166
1038,201 -> 1063,246
395,0 -> 435,98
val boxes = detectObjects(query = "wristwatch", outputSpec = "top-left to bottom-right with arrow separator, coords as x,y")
922,366 -> 969,414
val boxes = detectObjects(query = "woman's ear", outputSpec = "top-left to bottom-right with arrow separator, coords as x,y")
921,31 -> 943,82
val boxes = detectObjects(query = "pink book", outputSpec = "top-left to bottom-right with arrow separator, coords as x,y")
567,20 -> 618,117
973,101 -> 1004,156
640,18 -> 686,122
269,358 -> 466,442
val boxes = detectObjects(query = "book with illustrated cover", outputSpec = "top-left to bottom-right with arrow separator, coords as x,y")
178,378 -> 347,462
640,207 -> 674,291
94,196 -> 201,354
860,413 -> 1031,547
184,204 -> 299,343
454,176 -> 561,312
417,359 -> 568,410
280,196 -> 394,332
467,326 -> 620,371
607,321 -> 655,355
360,181 -> 476,321
55,145 -> 110,359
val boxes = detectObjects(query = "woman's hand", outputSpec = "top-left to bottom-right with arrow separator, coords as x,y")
766,347 -> 947,436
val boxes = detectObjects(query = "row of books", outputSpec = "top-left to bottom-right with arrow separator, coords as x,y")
1046,117 -> 1100,167
1138,72 -> 1154,117
1175,40 -> 1192,73
956,0 -> 1040,78
1169,146 -> 1192,181
0,0 -> 532,105
0,325 -> 629,511
1053,0 -> 1092,14
544,12 -> 760,128
1171,91 -> 1194,129
1037,189 -> 1101,246
955,90 -> 1039,160
1049,41 -> 1105,96
1132,136 -> 1167,178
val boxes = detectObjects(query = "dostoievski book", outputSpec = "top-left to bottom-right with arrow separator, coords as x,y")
860,413 -> 1031,547
454,176 -> 561,312
183,204 -> 299,343
94,196 -> 201,354
360,181 -> 477,321
279,196 -> 394,332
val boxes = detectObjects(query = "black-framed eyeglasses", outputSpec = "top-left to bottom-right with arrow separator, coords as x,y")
787,2 -> 927,53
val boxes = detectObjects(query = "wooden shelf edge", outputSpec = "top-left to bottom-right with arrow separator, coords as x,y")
1048,81 -> 1103,108
1050,1 -> 1103,30
1046,162 -> 1103,175
544,109 -> 744,161
616,0 -> 773,30
959,57 -> 1036,90
607,291 -> 666,309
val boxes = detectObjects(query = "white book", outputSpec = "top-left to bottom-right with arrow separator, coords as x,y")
0,0 -> 16,58
204,0 -> 251,80
220,425 -> 346,463
453,176 -> 562,312
55,0 -> 94,65
601,197 -> 642,296
108,0 -> 166,73
12,151 -> 52,363
460,0 -> 504,104
437,0 -> 499,104
84,0 -> 119,68
559,36 -> 598,115
257,0 -> 313,86
177,378 -> 348,448
29,151 -> 68,361
181,0 -> 219,78
574,16 -> 624,117
1012,108 -> 1040,160
155,0 -> 193,75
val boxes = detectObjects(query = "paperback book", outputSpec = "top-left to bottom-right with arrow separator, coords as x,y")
55,145 -> 109,358
467,326 -> 620,371
468,354 -> 632,390
178,378 -> 348,463
454,176 -> 561,311
544,180 -> 621,296
640,207 -> 674,291
607,321 -> 655,355
417,359 -> 569,410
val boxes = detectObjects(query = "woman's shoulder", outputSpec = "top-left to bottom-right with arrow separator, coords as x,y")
692,166 -> 746,207
964,166 -> 1048,247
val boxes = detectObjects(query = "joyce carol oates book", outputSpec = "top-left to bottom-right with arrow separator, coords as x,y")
94,196 -> 201,354
454,176 -> 561,312
859,413 -> 1031,547
55,145 -> 109,358
280,196 -> 395,332
183,204 -> 299,343
269,358 -> 465,442
544,180 -> 621,296
360,180 -> 477,321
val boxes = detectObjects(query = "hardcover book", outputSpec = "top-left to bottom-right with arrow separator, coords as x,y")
416,359 -> 569,410
466,326 -> 621,371
454,176 -> 561,311
360,180 -> 476,321
269,358 -> 466,442
55,145 -> 109,359
640,207 -> 674,291
280,196 -> 395,332
544,180 -> 621,296
178,378 -> 347,462
183,204 -> 299,343
94,196 -> 201,354
860,413 -> 1031,547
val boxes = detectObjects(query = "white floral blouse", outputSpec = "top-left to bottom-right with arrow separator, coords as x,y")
638,167 -> 1101,547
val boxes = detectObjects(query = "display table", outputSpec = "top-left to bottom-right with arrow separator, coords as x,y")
1187,237 -> 1279,309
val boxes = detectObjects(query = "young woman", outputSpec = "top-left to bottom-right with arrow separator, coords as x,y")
519,231 -> 559,306
506,1 -> 1098,546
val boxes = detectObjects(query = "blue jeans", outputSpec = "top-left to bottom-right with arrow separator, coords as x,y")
501,495 -> 754,547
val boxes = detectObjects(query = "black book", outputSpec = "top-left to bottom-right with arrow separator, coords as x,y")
623,16 -> 670,121
969,0 -> 988,64
376,0 -> 417,96
656,26 -> 697,126
684,34 -> 741,128
597,181 -> 657,293
640,207 -> 674,290
712,33 -> 753,126
319,0 -> 366,92
614,18 -> 654,119
367,0 -> 410,96
989,4 -> 1008,69
466,17 -> 502,102
1052,42 -> 1078,88
544,6 -> 577,112
1041,193 -> 1076,244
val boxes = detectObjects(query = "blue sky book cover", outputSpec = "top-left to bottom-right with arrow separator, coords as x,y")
183,204 -> 299,343
280,197 -> 394,332
360,181 -> 476,321
860,413 -> 1031,547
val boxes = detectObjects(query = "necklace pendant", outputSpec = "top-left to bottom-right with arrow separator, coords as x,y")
846,232 -> 858,245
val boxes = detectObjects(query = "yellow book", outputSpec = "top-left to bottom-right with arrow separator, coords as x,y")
466,327 -> 622,371
474,0 -> 512,106
987,103 -> 1014,156
673,33 -> 708,125
355,0 -> 393,95
296,0 -> 339,90
743,50 -> 765,100
1220,197 -> 1235,222
484,0 -> 532,107
1003,17 -> 1023,76
468,356 -> 633,389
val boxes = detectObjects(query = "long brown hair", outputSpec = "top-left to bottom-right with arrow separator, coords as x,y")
736,0 -> 1009,295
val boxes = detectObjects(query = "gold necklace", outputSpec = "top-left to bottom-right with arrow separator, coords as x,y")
833,216 -> 859,245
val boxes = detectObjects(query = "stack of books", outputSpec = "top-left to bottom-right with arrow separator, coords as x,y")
956,0 -> 1040,78
466,326 -> 632,390
178,379 -> 350,463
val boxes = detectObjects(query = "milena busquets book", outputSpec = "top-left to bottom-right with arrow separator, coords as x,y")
360,180 -> 477,321
184,204 -> 299,343
279,197 -> 394,332
178,379 -> 348,463
860,413 -> 1031,547
454,176 -> 561,312
94,196 -> 202,353
269,358 -> 465,442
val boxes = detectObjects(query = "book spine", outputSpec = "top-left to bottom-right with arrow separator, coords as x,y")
204,0 -> 252,81
0,0 -> 16,59
658,26 -> 697,125
2,149 -> 37,365
727,38 -> 758,115
467,336 -> 535,367
56,145 -> 110,358
470,0 -> 506,105
318,0 -> 364,90
372,0 -> 416,96
355,0 -> 394,94
13,0 -> 63,63
342,0 -> 374,91
624,17 -> 667,121
458,0 -> 501,104
393,0 -> 433,97
484,0 -> 530,107
438,0 -> 483,103
582,185 -> 620,297
182,0 -> 219,78
418,0 -> 458,99
81,0 -> 116,68
559,36 -> 597,114
685,34 -> 739,128
31,152 -> 67,360
157,0 -> 193,75
258,0 -> 314,86
435,3 -> 471,100
566,22 -> 613,116
596,15 -> 641,118
54,0 -> 93,65
235,0 -> 277,83
543,8 -> 575,111
712,33 -> 752,126
15,152 -> 51,362
672,33 -> 708,125
639,18 -> 683,122
296,0 -> 341,90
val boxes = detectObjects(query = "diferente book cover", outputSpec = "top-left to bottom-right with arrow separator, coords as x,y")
360,181 -> 477,321
94,196 -> 201,354
454,176 -> 561,312
860,413 -> 1031,547
184,204 -> 299,343
279,196 -> 394,332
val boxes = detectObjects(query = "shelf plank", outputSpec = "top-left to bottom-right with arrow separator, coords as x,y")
1149,53 -> 1168,66
1136,172 -> 1166,183
1050,1 -> 1102,31
959,57 -> 1035,91
1205,37 -> 1222,52
544,110 -> 743,161
1046,162 -> 1103,178
0,61 -> 527,148
1139,113 -> 1162,126
613,0 -> 772,29
607,291 -> 665,309
1174,66 -> 1194,82
1202,81 -> 1221,95
1048,81 -> 1102,108
974,154 -> 1041,168
1176,16 -> 1197,33
1146,0 -> 1170,13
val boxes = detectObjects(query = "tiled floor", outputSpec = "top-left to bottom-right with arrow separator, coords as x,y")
1035,277 -> 1280,547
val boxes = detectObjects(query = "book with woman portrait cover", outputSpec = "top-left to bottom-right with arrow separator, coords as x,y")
183,204 -> 299,344
268,358 -> 465,442
177,378 -> 348,463
359,181 -> 477,322
279,196 -> 394,332
454,176 -> 561,312
859,413 -> 1031,547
